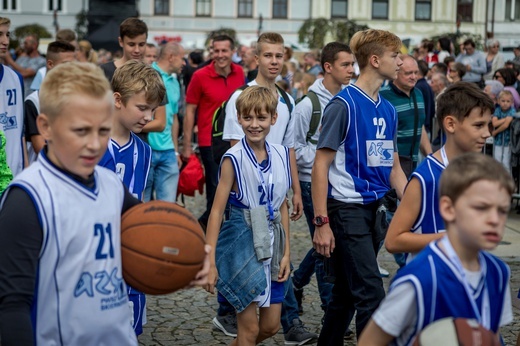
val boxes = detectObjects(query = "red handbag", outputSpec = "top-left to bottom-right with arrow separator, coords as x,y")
177,154 -> 205,197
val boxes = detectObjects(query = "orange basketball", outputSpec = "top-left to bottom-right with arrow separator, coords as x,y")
121,201 -> 205,295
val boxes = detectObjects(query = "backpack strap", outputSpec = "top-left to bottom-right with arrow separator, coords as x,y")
305,90 -> 321,145
275,84 -> 293,114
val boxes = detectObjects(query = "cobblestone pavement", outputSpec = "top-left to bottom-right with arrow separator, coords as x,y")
138,192 -> 520,345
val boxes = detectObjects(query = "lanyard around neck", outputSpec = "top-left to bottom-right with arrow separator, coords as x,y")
247,140 -> 274,220
439,236 -> 490,329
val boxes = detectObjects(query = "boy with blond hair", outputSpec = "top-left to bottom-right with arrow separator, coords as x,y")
360,153 -> 513,345
0,62 -> 138,345
98,59 -> 165,336
385,82 -> 495,262
205,86 -> 291,345
312,29 -> 407,342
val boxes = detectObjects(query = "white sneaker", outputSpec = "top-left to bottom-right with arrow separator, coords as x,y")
378,264 -> 389,277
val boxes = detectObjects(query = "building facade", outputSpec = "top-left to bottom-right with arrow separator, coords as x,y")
3,0 -> 518,51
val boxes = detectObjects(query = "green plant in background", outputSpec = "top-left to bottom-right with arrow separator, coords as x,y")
206,27 -> 239,47
431,32 -> 484,56
10,24 -> 52,50
75,9 -> 88,40
298,18 -> 369,49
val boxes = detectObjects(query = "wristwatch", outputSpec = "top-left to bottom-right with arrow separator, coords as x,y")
312,215 -> 329,227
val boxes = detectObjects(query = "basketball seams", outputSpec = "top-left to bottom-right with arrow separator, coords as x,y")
121,222 -> 205,243
121,240 -> 204,265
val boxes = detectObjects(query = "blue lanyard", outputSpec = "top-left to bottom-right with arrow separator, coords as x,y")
254,143 -> 274,221
440,236 -> 490,329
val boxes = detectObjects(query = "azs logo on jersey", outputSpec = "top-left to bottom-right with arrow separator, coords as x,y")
366,140 -> 394,167
0,111 -> 17,131
74,268 -> 128,311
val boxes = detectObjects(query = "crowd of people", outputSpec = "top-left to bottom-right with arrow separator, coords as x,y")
0,14 -> 519,346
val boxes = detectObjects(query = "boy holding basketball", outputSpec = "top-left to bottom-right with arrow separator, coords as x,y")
98,59 -> 165,336
205,85 -> 291,345
0,62 -> 140,345
359,153 -> 513,345
385,82 -> 494,263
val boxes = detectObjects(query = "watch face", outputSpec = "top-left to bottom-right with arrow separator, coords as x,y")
315,217 -> 323,225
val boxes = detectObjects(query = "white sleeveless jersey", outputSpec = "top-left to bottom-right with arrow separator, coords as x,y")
6,154 -> 137,345
25,90 -> 40,164
222,138 -> 291,211
0,65 -> 25,176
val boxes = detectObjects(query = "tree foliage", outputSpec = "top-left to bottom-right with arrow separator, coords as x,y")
13,24 -> 52,40
298,18 -> 369,49
75,9 -> 88,41
206,27 -> 239,47
431,32 -> 484,56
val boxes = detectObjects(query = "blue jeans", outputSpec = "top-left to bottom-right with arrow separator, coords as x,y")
217,268 -> 301,334
292,181 -> 333,310
318,199 -> 384,344
144,149 -> 179,202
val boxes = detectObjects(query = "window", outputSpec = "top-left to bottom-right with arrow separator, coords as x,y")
505,0 -> 520,21
415,0 -> 431,20
457,0 -> 473,22
1,0 -> 17,11
238,0 -> 253,17
196,0 -> 211,17
48,0 -> 61,11
372,0 -> 388,19
331,0 -> 348,18
273,0 -> 287,19
155,0 -> 169,15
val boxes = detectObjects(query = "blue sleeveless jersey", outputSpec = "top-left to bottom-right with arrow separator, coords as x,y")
391,241 -> 510,346
0,65 -> 25,176
410,155 -> 446,235
222,138 -> 291,210
98,133 -> 151,200
326,84 -> 397,204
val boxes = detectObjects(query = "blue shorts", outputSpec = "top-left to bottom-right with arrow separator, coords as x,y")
218,280 -> 285,306
128,287 -> 146,335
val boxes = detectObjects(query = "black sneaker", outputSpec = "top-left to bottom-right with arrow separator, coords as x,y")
284,318 -> 318,345
212,314 -> 237,337
293,286 -> 304,315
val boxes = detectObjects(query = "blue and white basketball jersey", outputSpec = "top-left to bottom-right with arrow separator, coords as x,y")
326,84 -> 397,204
411,154 -> 446,235
98,133 -> 151,200
1,153 -> 137,345
222,137 -> 291,211
391,240 -> 510,345
0,65 -> 25,176
25,90 -> 40,164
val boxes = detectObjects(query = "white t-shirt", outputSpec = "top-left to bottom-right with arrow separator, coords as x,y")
222,80 -> 295,148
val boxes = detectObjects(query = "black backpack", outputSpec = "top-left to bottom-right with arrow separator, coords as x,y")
296,90 -> 321,144
211,84 -> 294,165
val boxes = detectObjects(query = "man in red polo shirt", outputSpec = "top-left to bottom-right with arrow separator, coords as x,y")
182,35 -> 245,229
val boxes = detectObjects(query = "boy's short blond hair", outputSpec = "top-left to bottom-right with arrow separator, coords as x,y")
349,29 -> 402,70
111,60 -> 166,106
0,17 -> 10,26
440,153 -> 514,204
40,62 -> 112,120
497,89 -> 513,100
257,32 -> 284,55
236,86 -> 278,118
436,82 -> 494,131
